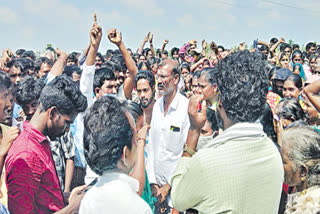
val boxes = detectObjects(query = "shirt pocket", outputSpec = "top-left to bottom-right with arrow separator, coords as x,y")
165,122 -> 184,154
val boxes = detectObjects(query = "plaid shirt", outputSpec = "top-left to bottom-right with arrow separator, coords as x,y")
49,131 -> 75,191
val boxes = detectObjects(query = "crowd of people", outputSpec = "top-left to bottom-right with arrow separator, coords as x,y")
0,14 -> 320,214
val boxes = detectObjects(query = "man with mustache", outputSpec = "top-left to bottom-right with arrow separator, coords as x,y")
135,70 -> 156,126
147,59 -> 190,212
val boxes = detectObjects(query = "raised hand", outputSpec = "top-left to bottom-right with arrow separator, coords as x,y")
89,13 -> 102,48
2,49 -> 14,62
279,37 -> 285,43
189,39 -> 197,45
239,42 -> 246,51
148,32 -> 153,43
188,94 -> 207,130
93,12 -> 97,27
107,28 -> 122,47
55,48 -> 68,60
202,39 -> 207,49
163,39 -> 169,45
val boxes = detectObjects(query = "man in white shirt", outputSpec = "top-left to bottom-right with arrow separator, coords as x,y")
71,15 -> 138,184
147,59 -> 190,207
80,96 -> 152,214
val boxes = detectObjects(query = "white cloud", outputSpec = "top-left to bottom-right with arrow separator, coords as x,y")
23,0 -> 82,23
256,1 -> 274,9
97,10 -> 132,27
21,27 -> 35,41
116,0 -> 164,16
0,7 -> 19,24
267,9 -> 281,20
177,14 -> 196,28
207,0 -> 234,10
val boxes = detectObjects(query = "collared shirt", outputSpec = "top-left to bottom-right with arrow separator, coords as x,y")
5,121 -> 64,214
147,91 -> 190,186
80,63 -> 128,184
75,63 -> 128,170
49,131 -> 75,191
0,124 -> 9,208
80,172 -> 152,214
171,122 -> 284,214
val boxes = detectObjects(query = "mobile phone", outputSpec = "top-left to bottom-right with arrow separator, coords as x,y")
85,178 -> 98,193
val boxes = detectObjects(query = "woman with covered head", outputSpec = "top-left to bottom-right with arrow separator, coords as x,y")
281,124 -> 320,213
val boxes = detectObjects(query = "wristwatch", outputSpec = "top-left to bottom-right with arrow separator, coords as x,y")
183,144 -> 196,156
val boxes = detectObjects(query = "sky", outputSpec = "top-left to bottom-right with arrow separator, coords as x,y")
1,0 -> 320,55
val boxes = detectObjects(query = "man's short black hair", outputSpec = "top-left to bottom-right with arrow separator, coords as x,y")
40,75 -> 87,115
21,50 -> 36,61
292,44 -> 300,50
134,70 -> 155,89
171,47 -> 179,56
7,58 -> 23,70
306,42 -> 316,51
106,49 -> 114,58
111,55 -> 127,73
96,52 -> 105,63
280,43 -> 291,52
67,53 -> 78,64
20,58 -> 35,73
161,50 -> 168,56
0,71 -> 11,92
138,61 -> 151,71
214,51 -> 268,123
270,37 -> 278,44
15,49 -> 26,56
93,67 -> 116,94
63,65 -> 82,77
217,45 -> 225,51
83,96 -> 133,175
15,77 -> 45,106
35,57 -> 53,72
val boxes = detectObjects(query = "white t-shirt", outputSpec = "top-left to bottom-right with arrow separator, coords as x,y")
80,172 -> 152,214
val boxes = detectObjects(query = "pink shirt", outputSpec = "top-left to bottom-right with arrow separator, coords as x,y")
5,121 -> 64,214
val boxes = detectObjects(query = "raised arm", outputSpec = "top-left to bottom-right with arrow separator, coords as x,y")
48,48 -> 68,78
138,35 -> 148,55
303,79 -> 320,112
183,94 -> 207,157
107,28 -> 138,99
148,32 -> 155,56
129,125 -> 150,196
202,40 -> 207,57
79,14 -> 102,108
270,37 -> 285,57
85,13 -> 102,66
160,39 -> 169,53
190,57 -> 206,72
